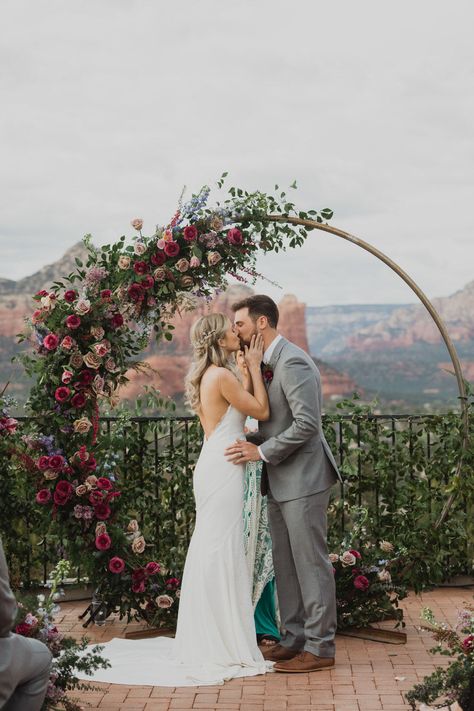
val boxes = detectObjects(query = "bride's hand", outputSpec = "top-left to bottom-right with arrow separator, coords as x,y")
244,334 -> 264,371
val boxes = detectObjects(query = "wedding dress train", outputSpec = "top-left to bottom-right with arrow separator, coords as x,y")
76,406 -> 273,686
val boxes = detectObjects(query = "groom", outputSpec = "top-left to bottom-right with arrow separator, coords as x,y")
226,294 -> 342,673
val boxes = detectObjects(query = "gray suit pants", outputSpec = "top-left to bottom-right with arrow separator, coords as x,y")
0,636 -> 52,711
267,486 -> 336,658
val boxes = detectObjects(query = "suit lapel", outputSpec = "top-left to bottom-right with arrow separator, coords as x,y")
267,337 -> 287,370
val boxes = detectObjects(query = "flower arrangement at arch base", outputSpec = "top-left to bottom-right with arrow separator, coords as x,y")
17,176 -> 333,624
14,561 -> 109,710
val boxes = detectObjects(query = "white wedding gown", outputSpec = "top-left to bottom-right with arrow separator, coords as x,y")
76,406 -> 273,686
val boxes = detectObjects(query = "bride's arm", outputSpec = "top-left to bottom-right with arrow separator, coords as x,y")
219,369 -> 269,421
219,335 -> 269,420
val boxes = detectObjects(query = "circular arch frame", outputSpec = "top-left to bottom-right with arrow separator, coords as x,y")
259,214 -> 469,527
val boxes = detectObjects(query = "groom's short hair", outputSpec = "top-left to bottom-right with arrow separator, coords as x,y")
231,295 -> 279,328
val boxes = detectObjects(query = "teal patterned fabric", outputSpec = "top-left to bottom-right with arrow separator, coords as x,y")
243,460 -> 280,638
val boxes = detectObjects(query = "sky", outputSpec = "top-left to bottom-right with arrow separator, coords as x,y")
1,0 -> 473,306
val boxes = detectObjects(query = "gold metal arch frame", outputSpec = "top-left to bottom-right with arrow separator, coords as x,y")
261,214 -> 469,527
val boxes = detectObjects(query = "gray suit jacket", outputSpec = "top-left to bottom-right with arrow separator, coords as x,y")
0,537 -> 18,675
253,337 -> 342,502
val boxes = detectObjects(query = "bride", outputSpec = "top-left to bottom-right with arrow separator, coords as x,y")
77,313 -> 274,686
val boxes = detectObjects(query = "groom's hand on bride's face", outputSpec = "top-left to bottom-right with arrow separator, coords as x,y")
225,440 -> 261,464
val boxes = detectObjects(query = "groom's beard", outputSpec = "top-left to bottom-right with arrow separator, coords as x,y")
239,328 -> 259,349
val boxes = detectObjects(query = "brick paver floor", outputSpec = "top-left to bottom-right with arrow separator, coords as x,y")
57,587 -> 470,710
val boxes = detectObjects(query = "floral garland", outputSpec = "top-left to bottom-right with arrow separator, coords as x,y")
18,177 -> 333,618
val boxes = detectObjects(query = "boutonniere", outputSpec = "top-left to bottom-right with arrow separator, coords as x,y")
262,363 -> 274,384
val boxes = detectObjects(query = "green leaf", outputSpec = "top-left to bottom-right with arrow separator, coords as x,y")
75,258 -> 83,267
321,208 -> 334,220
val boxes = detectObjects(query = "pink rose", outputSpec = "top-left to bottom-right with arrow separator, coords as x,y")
54,386 -> 70,403
75,298 -> 91,315
133,261 -> 149,275
109,556 -> 125,574
131,218 -> 143,231
175,258 -> 189,273
145,562 -> 161,575
134,241 -> 146,256
207,251 -> 222,266
71,392 -> 87,408
341,551 -> 357,567
93,340 -> 111,357
95,533 -> 112,551
153,267 -> 166,281
43,334 -> 59,351
354,575 -> 370,591
151,252 -> 166,266
183,225 -> 198,242
156,238 -> 166,250
31,309 -> 44,324
66,315 -> 81,330
164,241 -> 180,257
64,290 -> 77,303
60,336 -> 75,350
227,227 -> 243,245
189,256 -> 201,268
36,489 -> 51,504
61,370 -> 73,384
156,594 -> 173,609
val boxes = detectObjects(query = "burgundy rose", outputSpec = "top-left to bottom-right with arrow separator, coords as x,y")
64,290 -> 77,303
349,549 -> 362,559
133,261 -> 149,275
164,241 -> 180,257
48,455 -> 65,471
263,367 -> 273,384
100,289 -> 112,300
140,275 -> 155,290
151,251 -> 166,266
227,227 -> 243,245
78,370 -> 94,386
165,577 -> 181,589
53,480 -> 73,505
353,575 -> 370,591
36,290 -> 48,298
36,489 -> 52,504
43,334 -> 59,351
95,533 -> 112,551
97,477 -> 113,490
132,580 -> 146,594
145,561 -> 161,576
71,392 -> 86,408
183,225 -> 198,242
89,490 -> 104,505
109,556 -> 125,574
127,283 -> 145,302
55,386 -> 70,403
37,456 -> 50,471
66,314 -> 81,330
84,456 -> 97,471
110,313 -> 124,329
462,635 -> 474,653
94,502 -> 111,520
132,568 -> 147,584
15,623 -> 34,637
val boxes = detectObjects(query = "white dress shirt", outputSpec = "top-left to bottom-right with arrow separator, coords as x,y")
257,334 -> 282,462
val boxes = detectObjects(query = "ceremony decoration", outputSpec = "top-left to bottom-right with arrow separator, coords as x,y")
17,177 -> 333,619
406,603 -> 474,710
14,560 -> 109,710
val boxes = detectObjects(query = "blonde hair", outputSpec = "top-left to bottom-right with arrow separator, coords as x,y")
185,313 -> 234,412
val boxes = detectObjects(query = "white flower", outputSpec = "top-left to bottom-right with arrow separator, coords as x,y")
378,569 -> 392,583
380,540 -> 394,553
134,241 -> 146,255
329,553 -> 339,563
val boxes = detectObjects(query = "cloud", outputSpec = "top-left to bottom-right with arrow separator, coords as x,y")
1,0 -> 473,305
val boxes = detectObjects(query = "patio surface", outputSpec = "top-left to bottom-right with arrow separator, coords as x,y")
57,587 -> 471,711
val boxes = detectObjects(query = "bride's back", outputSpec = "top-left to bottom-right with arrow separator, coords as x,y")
198,365 -> 230,440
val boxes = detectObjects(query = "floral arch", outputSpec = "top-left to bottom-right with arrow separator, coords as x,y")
19,176 -> 467,620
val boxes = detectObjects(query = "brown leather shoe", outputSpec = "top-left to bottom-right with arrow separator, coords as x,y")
261,643 -> 300,662
274,651 -> 335,673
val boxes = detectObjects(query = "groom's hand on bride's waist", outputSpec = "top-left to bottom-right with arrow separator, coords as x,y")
225,440 -> 261,464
